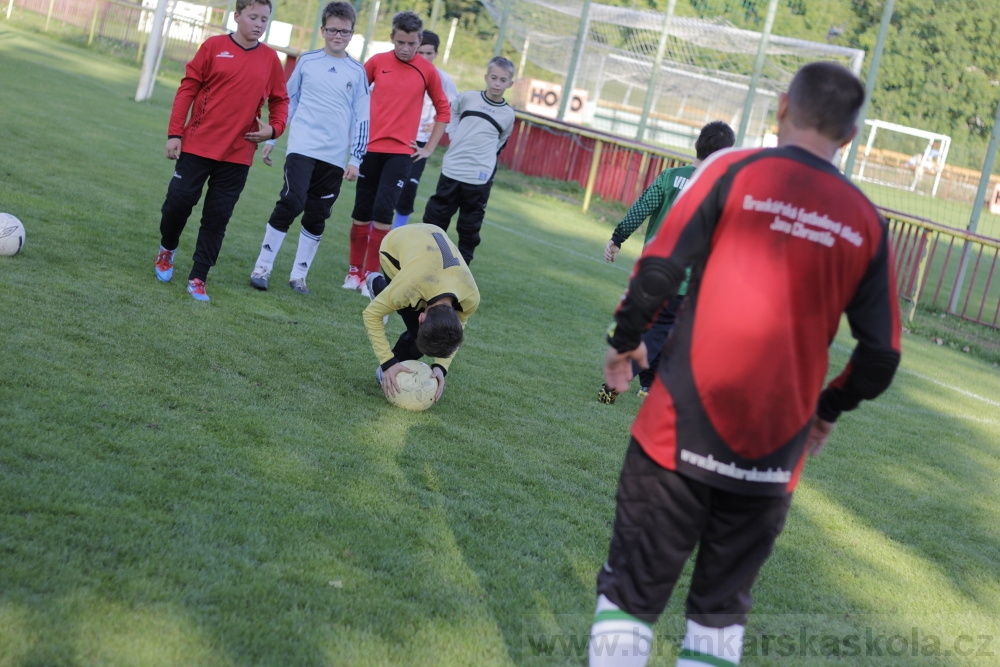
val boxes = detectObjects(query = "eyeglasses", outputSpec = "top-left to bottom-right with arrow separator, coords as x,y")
322,27 -> 353,36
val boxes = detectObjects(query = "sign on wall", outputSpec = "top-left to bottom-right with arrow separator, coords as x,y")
516,79 -> 588,124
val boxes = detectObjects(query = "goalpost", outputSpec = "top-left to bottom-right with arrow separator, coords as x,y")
845,119 -> 952,198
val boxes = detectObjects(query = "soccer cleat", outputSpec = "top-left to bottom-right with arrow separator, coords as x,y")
250,266 -> 270,291
360,271 -> 379,298
289,277 -> 309,295
342,267 -> 363,291
364,271 -> 383,298
187,278 -> 210,301
637,386 -> 650,398
598,383 -> 620,405
364,272 -> 388,324
154,247 -> 175,282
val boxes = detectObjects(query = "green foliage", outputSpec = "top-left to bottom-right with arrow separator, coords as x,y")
847,0 -> 1000,170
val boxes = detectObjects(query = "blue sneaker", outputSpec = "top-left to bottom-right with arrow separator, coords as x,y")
187,278 -> 210,302
250,266 -> 270,291
155,247 -> 175,282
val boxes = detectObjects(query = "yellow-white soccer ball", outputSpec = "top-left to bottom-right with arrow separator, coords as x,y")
388,360 -> 437,411
0,213 -> 25,257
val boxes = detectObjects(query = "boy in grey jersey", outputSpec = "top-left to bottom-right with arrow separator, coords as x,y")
422,57 -> 515,264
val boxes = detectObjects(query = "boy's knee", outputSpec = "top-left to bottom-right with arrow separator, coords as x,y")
162,189 -> 200,214
300,216 -> 326,237
278,192 -> 307,217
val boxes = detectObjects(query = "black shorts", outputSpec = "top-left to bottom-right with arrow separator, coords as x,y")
267,153 -> 345,236
597,438 -> 792,628
351,152 -> 412,224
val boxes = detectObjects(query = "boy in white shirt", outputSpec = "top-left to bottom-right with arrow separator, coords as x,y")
422,57 -> 515,264
248,1 -> 369,295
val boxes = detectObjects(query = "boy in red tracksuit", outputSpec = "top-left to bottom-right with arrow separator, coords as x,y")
343,10 -> 451,297
153,0 -> 289,302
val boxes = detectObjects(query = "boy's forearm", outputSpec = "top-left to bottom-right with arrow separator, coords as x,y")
613,186 -> 662,243
423,122 -> 447,154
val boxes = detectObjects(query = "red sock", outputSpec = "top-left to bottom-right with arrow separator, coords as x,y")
349,223 -> 370,270
364,225 -> 390,274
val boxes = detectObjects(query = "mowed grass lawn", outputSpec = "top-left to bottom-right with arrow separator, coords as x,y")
2,25 -> 999,666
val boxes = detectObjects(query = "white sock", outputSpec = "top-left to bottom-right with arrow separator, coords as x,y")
589,594 -> 653,667
289,228 -> 321,280
254,224 -> 286,272
676,619 -> 744,666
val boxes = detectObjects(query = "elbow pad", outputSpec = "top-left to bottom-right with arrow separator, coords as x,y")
608,256 -> 685,352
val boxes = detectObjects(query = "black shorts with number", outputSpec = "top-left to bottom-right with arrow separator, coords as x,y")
351,152 -> 411,225
395,141 -> 427,216
597,438 -> 792,628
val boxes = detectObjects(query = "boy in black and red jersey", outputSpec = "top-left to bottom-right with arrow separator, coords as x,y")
343,11 -> 451,297
153,0 -> 289,302
589,62 -> 901,666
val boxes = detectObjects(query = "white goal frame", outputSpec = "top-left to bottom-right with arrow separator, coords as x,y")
845,119 -> 952,198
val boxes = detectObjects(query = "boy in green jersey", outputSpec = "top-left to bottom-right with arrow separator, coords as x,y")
599,121 -> 735,403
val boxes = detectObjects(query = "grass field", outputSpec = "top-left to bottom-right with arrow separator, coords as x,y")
2,24 -> 1000,666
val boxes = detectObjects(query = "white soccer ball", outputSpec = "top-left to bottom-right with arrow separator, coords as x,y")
387,360 -> 438,411
0,213 -> 24,257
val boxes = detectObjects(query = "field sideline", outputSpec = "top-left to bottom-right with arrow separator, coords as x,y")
1,25 -> 999,666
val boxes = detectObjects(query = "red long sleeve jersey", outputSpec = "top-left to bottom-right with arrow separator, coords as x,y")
625,146 -> 901,496
363,51 -> 450,154
168,34 -> 289,166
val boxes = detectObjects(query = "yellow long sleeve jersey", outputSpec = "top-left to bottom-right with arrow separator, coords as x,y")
362,224 -> 480,372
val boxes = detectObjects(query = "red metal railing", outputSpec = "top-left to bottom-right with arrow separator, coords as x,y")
501,110 -> 690,209
885,210 -> 1000,328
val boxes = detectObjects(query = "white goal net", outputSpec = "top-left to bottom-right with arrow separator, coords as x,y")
482,0 -> 863,152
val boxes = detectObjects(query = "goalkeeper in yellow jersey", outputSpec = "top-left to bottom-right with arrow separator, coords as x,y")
362,224 -> 480,402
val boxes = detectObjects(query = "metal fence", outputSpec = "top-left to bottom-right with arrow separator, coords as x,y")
486,0 -> 1000,245
7,0 -> 225,63
2,0 -> 323,66
500,111 -> 1000,330
889,212 -> 1000,328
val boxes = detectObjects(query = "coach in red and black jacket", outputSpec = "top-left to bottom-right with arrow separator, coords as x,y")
590,62 -> 902,666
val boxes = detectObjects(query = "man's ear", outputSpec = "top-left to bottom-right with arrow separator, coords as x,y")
418,311 -> 427,325
776,92 -> 788,123
839,124 -> 859,149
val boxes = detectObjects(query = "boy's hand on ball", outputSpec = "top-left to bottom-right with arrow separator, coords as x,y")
430,367 -> 445,401
382,362 -> 414,399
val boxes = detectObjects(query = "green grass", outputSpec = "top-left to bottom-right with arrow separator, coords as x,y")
2,24 -> 1000,666
860,181 -> 1000,240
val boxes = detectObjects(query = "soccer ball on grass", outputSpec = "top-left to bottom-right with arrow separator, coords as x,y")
0,213 -> 25,256
387,360 -> 438,412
